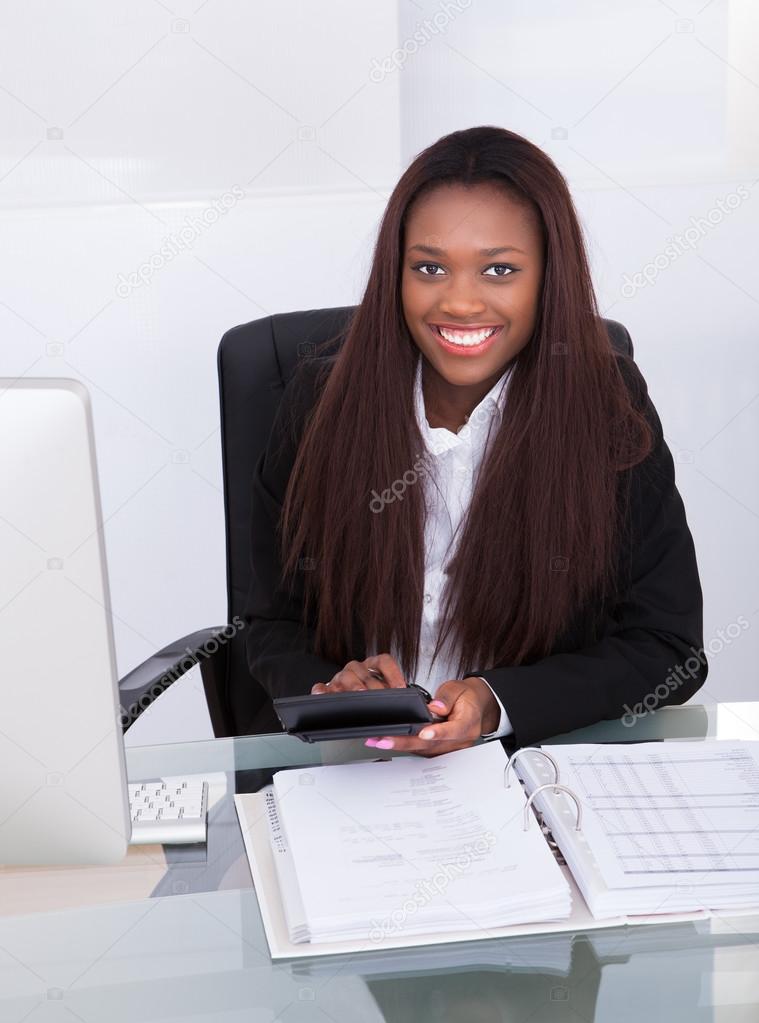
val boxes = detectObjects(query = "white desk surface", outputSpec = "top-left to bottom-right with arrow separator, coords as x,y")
1,702 -> 758,1022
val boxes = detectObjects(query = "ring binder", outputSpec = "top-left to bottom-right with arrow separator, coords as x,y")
503,747 -> 560,789
523,783 -> 583,833
235,738 -> 759,959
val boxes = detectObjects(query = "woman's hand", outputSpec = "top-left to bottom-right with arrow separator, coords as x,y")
364,676 -> 500,757
310,653 -> 407,693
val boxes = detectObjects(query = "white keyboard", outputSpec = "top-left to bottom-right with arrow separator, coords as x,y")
128,778 -> 208,845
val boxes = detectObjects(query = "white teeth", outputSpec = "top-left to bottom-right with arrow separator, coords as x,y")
436,326 -> 497,347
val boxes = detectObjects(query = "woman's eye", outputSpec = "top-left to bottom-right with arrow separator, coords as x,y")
413,262 -> 516,278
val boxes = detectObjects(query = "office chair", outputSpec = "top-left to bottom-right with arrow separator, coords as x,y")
119,307 -> 635,738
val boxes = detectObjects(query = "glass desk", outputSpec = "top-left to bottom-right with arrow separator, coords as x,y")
1,702 -> 758,1022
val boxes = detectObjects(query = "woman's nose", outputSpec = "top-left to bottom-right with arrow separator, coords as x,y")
437,277 -> 487,318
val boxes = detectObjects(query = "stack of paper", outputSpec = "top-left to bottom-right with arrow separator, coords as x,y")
516,741 -> 759,919
289,930 -> 575,979
266,741 -> 571,945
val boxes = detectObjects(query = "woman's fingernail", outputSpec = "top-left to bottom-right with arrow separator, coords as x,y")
375,739 -> 394,750
364,738 -> 379,747
429,701 -> 445,711
419,728 -> 435,740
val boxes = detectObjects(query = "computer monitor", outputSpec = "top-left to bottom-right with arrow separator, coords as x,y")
0,378 -> 130,864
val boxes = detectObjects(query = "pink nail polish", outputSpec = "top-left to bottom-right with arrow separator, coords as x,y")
375,739 -> 394,750
364,738 -> 379,747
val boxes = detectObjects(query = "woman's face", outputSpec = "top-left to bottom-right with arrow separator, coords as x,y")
401,181 -> 545,400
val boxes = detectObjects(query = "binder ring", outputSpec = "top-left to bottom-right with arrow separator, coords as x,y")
503,747 -> 560,789
523,783 -> 583,833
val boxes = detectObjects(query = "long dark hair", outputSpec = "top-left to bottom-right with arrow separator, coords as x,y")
278,125 -> 654,681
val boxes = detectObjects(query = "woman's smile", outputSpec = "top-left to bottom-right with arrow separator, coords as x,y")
428,322 -> 503,356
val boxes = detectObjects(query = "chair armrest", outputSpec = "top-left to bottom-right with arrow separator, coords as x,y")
118,628 -> 228,732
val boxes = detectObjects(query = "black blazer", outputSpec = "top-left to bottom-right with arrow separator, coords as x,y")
242,352 -> 707,747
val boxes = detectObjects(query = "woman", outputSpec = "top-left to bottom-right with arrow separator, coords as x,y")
243,125 -> 707,753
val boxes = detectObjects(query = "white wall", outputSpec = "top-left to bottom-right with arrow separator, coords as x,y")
1,1 -> 755,745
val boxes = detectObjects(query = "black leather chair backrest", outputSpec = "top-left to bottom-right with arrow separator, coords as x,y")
216,308 -> 634,735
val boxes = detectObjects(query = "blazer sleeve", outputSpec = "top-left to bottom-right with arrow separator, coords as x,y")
242,363 -> 345,700
468,357 -> 708,748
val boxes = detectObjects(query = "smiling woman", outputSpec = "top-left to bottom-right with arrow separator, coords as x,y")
401,180 -> 544,431
243,125 -> 707,753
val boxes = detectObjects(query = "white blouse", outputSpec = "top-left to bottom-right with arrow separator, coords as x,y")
387,352 -> 515,739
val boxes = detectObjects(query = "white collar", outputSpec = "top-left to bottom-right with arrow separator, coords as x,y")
413,351 -> 514,456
